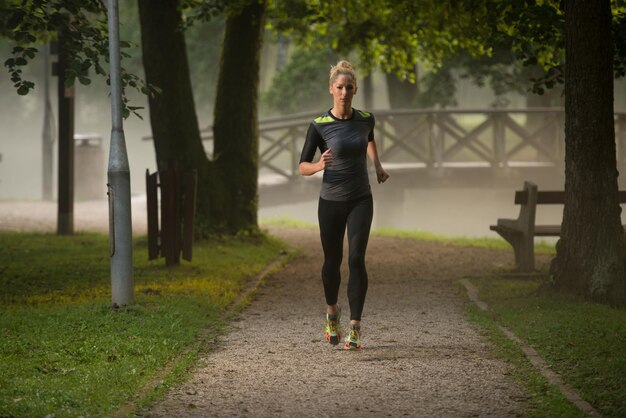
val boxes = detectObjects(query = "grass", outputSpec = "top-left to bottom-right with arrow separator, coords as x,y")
259,216 -> 317,229
465,304 -> 584,417
0,231 -> 287,417
260,218 -> 557,254
468,276 -> 626,418
372,226 -> 557,254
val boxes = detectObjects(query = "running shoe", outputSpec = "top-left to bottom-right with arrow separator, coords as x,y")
325,308 -> 342,345
343,326 -> 362,351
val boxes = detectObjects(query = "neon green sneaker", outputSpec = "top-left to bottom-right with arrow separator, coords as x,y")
325,309 -> 342,345
343,326 -> 362,351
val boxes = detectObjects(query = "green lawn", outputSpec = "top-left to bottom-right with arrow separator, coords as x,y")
372,226 -> 557,254
0,232 -> 287,417
468,275 -> 626,418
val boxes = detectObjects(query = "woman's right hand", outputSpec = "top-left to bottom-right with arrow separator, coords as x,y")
298,148 -> 332,176
318,148 -> 333,170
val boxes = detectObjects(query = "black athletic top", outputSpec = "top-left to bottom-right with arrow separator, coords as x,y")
300,108 -> 375,201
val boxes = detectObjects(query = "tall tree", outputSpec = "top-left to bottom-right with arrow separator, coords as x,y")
550,0 -> 626,303
212,0 -> 267,233
138,0 -> 268,235
137,0 -> 219,236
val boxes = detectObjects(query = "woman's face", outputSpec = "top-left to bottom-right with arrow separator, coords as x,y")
329,74 -> 357,105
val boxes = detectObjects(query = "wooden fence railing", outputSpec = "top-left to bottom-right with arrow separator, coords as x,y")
198,108 -> 626,180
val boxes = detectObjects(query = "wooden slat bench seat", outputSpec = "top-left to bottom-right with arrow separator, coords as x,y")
490,181 -> 626,272
533,225 -> 562,236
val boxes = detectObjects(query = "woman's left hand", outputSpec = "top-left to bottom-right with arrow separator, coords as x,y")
376,166 -> 390,184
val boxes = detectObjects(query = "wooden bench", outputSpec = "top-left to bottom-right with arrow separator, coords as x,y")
490,181 -> 626,272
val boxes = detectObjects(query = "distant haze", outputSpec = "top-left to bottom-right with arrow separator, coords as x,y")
3,39 -> 626,237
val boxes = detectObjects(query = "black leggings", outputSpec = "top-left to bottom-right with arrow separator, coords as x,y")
318,194 -> 373,321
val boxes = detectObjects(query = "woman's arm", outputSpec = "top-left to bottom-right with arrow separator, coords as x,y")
299,148 -> 333,176
367,140 -> 389,184
299,123 -> 331,176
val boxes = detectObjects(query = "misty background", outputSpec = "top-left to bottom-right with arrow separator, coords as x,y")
2,2 -> 626,238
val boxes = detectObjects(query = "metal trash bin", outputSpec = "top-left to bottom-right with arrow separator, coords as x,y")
74,134 -> 105,200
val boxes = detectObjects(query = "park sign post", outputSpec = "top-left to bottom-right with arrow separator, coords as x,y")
107,0 -> 134,307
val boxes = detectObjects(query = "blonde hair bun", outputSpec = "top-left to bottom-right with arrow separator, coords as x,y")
336,60 -> 353,70
329,60 -> 357,86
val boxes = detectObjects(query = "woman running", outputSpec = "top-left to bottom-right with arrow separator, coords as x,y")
299,60 -> 389,350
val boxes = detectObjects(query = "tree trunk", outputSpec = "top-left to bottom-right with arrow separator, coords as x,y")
212,0 -> 266,233
525,75 -> 562,162
550,0 -> 626,304
385,70 -> 418,109
362,74 -> 374,110
385,69 -> 419,143
138,0 -> 218,236
57,30 -> 75,235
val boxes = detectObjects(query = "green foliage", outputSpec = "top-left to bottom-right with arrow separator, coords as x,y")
440,1 -> 626,94
0,231 -> 287,416
184,0 -> 268,27
469,276 -> 626,417
184,0 -> 227,24
483,0 -> 564,94
490,1 -> 564,68
3,45 -> 36,95
268,0 -> 626,99
417,47 -> 550,108
269,0 -> 493,79
416,67 -> 458,108
0,0 -> 157,118
262,45 -> 336,114
270,0 -> 488,76
613,3 -> 626,78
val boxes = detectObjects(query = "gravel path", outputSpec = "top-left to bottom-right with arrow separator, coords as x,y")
147,226 -> 531,418
0,197 -> 147,234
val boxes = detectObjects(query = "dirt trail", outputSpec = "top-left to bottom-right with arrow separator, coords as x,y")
146,226 -> 532,418
0,198 -> 147,234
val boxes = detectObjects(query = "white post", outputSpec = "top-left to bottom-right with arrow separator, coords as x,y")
107,0 -> 134,307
